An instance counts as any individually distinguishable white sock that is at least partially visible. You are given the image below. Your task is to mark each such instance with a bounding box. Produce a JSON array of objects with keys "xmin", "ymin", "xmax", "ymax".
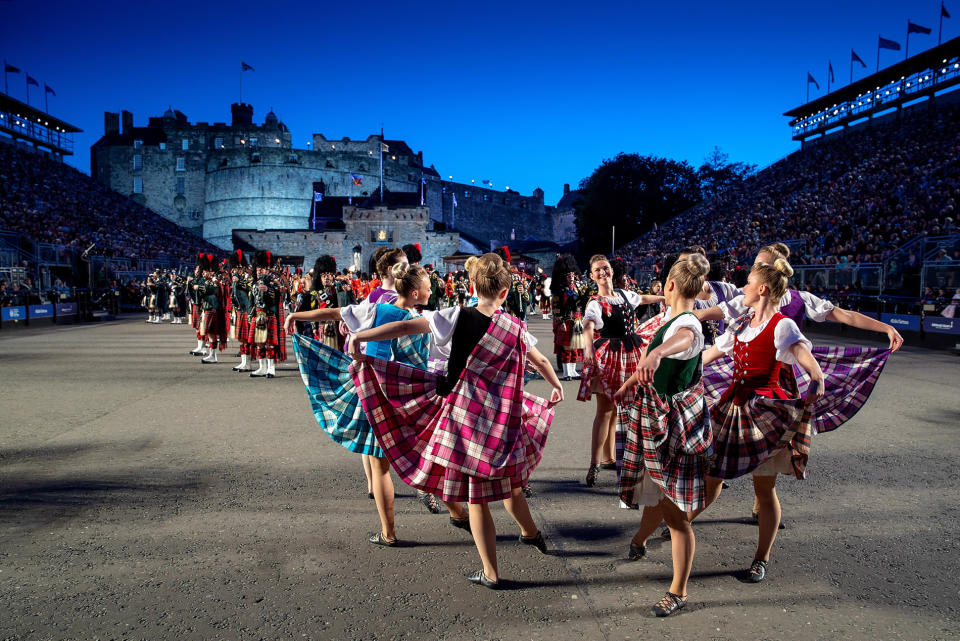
[
  {"xmin": 202, "ymin": 347, "xmax": 217, "ymax": 362},
  {"xmin": 195, "ymin": 339, "xmax": 204, "ymax": 352},
  {"xmin": 565, "ymin": 363, "xmax": 577, "ymax": 377},
  {"xmin": 267, "ymin": 359, "xmax": 275, "ymax": 376},
  {"xmin": 252, "ymin": 358, "xmax": 267, "ymax": 375},
  {"xmin": 237, "ymin": 354, "xmax": 248, "ymax": 369}
]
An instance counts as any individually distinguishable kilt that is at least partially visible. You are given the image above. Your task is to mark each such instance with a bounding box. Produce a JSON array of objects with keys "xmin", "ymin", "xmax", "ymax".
[
  {"xmin": 233, "ymin": 310, "xmax": 251, "ymax": 343},
  {"xmin": 200, "ymin": 309, "xmax": 219, "ymax": 338},
  {"xmin": 351, "ymin": 312, "xmax": 553, "ymax": 504},
  {"xmin": 247, "ymin": 309, "xmax": 287, "ymax": 361},
  {"xmin": 292, "ymin": 335, "xmax": 384, "ymax": 457},
  {"xmin": 618, "ymin": 381, "xmax": 713, "ymax": 513},
  {"xmin": 552, "ymin": 319, "xmax": 584, "ymax": 362},
  {"xmin": 577, "ymin": 337, "xmax": 642, "ymax": 402},
  {"xmin": 190, "ymin": 303, "xmax": 201, "ymax": 329},
  {"xmin": 704, "ymin": 346, "xmax": 889, "ymax": 435},
  {"xmin": 707, "ymin": 394, "xmax": 808, "ymax": 480},
  {"xmin": 148, "ymin": 294, "xmax": 158, "ymax": 311}
]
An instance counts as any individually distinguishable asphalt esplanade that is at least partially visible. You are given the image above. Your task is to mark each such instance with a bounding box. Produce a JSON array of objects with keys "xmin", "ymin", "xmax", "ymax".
[{"xmin": 1, "ymin": 317, "xmax": 957, "ymax": 640}]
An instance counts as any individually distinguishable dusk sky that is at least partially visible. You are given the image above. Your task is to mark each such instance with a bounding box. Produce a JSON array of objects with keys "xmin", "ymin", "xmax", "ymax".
[{"xmin": 1, "ymin": 0, "xmax": 954, "ymax": 206}]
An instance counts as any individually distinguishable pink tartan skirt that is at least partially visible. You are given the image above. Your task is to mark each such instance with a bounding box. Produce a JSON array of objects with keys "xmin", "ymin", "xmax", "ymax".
[{"xmin": 350, "ymin": 359, "xmax": 553, "ymax": 504}]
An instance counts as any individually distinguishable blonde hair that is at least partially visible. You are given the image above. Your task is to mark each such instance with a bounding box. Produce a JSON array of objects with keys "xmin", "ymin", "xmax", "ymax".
[
  {"xmin": 666, "ymin": 253, "xmax": 710, "ymax": 298},
  {"xmin": 751, "ymin": 258, "xmax": 794, "ymax": 300},
  {"xmin": 377, "ymin": 248, "xmax": 406, "ymax": 279},
  {"xmin": 464, "ymin": 255, "xmax": 480, "ymax": 280},
  {"xmin": 759, "ymin": 242, "xmax": 790, "ymax": 262},
  {"xmin": 474, "ymin": 253, "xmax": 512, "ymax": 299},
  {"xmin": 589, "ymin": 254, "xmax": 609, "ymax": 268},
  {"xmin": 391, "ymin": 263, "xmax": 427, "ymax": 298}
]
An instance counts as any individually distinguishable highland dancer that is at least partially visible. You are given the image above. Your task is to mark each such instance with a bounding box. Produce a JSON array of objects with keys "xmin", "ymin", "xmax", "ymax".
[
  {"xmin": 578, "ymin": 254, "xmax": 664, "ymax": 487},
  {"xmin": 614, "ymin": 253, "xmax": 712, "ymax": 617},
  {"xmin": 346, "ymin": 253, "xmax": 563, "ymax": 588},
  {"xmin": 288, "ymin": 263, "xmax": 469, "ymax": 543}
]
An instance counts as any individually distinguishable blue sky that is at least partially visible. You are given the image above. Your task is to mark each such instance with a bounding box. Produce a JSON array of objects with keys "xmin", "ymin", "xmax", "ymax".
[{"xmin": 1, "ymin": 0, "xmax": 953, "ymax": 205}]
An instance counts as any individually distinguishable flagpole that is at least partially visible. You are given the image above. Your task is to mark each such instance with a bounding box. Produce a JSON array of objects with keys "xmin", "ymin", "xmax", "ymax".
[
  {"xmin": 941, "ymin": 3, "xmax": 946, "ymax": 45},
  {"xmin": 25, "ymin": 73, "xmax": 29, "ymax": 105},
  {"xmin": 827, "ymin": 62, "xmax": 831, "ymax": 94},
  {"xmin": 906, "ymin": 21, "xmax": 910, "ymax": 60},
  {"xmin": 44, "ymin": 86, "xmax": 47, "ymax": 113},
  {"xmin": 850, "ymin": 52, "xmax": 853, "ymax": 85},
  {"xmin": 378, "ymin": 129, "xmax": 384, "ymax": 204},
  {"xmin": 876, "ymin": 39, "xmax": 880, "ymax": 73},
  {"xmin": 3, "ymin": 59, "xmax": 7, "ymax": 95}
]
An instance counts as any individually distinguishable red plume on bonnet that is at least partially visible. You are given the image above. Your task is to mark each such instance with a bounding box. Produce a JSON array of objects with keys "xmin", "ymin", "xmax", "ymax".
[
  {"xmin": 502, "ymin": 246, "xmax": 511, "ymax": 263},
  {"xmin": 414, "ymin": 243, "xmax": 421, "ymax": 253},
  {"xmin": 266, "ymin": 251, "xmax": 272, "ymax": 266}
]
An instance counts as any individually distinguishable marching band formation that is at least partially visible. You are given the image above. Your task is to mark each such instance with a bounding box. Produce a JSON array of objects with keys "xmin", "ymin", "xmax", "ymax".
[{"xmin": 144, "ymin": 241, "xmax": 903, "ymax": 617}]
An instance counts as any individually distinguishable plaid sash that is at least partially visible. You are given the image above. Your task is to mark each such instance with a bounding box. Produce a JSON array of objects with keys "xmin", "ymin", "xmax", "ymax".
[{"xmin": 619, "ymin": 380, "xmax": 712, "ymax": 512}]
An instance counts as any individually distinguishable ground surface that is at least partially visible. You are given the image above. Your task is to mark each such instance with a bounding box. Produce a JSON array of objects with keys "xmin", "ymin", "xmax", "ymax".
[{"xmin": 0, "ymin": 315, "xmax": 958, "ymax": 641}]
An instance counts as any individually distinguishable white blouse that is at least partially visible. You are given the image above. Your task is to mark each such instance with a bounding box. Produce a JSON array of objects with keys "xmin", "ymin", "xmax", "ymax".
[
  {"xmin": 339, "ymin": 300, "xmax": 377, "ymax": 333},
  {"xmin": 714, "ymin": 316, "xmax": 812, "ymax": 364},
  {"xmin": 583, "ymin": 290, "xmax": 646, "ymax": 331},
  {"xmin": 719, "ymin": 290, "xmax": 834, "ymax": 324},
  {"xmin": 427, "ymin": 306, "xmax": 537, "ymax": 350},
  {"xmin": 658, "ymin": 313, "xmax": 705, "ymax": 361}
]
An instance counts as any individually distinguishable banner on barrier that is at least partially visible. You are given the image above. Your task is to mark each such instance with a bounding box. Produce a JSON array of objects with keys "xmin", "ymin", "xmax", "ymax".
[
  {"xmin": 923, "ymin": 316, "xmax": 960, "ymax": 334},
  {"xmin": 1, "ymin": 306, "xmax": 26, "ymax": 321},
  {"xmin": 29, "ymin": 304, "xmax": 54, "ymax": 318},
  {"xmin": 56, "ymin": 302, "xmax": 78, "ymax": 316},
  {"xmin": 880, "ymin": 313, "xmax": 921, "ymax": 332}
]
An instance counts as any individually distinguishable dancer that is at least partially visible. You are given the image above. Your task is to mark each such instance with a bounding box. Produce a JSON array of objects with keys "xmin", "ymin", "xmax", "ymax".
[
  {"xmin": 347, "ymin": 253, "xmax": 563, "ymax": 588},
  {"xmin": 694, "ymin": 257, "xmax": 824, "ymax": 583},
  {"xmin": 288, "ymin": 263, "xmax": 468, "ymax": 544},
  {"xmin": 579, "ymin": 254, "xmax": 664, "ymax": 486},
  {"xmin": 614, "ymin": 252, "xmax": 712, "ymax": 617}
]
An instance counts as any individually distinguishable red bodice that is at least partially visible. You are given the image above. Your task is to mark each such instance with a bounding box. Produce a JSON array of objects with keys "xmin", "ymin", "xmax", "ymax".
[{"xmin": 720, "ymin": 312, "xmax": 791, "ymax": 406}]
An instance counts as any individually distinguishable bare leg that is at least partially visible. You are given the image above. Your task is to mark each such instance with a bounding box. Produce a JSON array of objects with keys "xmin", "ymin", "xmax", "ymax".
[
  {"xmin": 370, "ymin": 456, "xmax": 396, "ymax": 541},
  {"xmin": 601, "ymin": 404, "xmax": 617, "ymax": 464},
  {"xmin": 469, "ymin": 502, "xmax": 498, "ymax": 581},
  {"xmin": 444, "ymin": 500, "xmax": 468, "ymax": 521},
  {"xmin": 660, "ymin": 499, "xmax": 695, "ymax": 597},
  {"xmin": 503, "ymin": 486, "xmax": 538, "ymax": 537},
  {"xmin": 590, "ymin": 395, "xmax": 617, "ymax": 466},
  {"xmin": 690, "ymin": 476, "xmax": 725, "ymax": 521},
  {"xmin": 361, "ymin": 455, "xmax": 374, "ymax": 494},
  {"xmin": 753, "ymin": 475, "xmax": 781, "ymax": 562},
  {"xmin": 631, "ymin": 503, "xmax": 664, "ymax": 547}
]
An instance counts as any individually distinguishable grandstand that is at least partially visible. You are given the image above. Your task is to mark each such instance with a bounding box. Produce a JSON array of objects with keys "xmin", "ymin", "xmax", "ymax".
[
  {"xmin": 0, "ymin": 93, "xmax": 219, "ymax": 291},
  {"xmin": 618, "ymin": 35, "xmax": 960, "ymax": 326}
]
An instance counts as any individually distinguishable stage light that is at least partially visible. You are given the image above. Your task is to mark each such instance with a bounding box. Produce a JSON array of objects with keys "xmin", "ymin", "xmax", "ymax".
[{"xmin": 955, "ymin": 64, "xmax": 960, "ymax": 68}]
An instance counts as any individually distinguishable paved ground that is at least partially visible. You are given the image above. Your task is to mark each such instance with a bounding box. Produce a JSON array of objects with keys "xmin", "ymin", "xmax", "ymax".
[{"xmin": 0, "ymin": 315, "xmax": 958, "ymax": 641}]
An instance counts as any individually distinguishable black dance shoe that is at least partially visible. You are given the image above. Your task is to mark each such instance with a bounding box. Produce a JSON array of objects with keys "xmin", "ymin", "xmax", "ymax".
[
  {"xmin": 466, "ymin": 570, "xmax": 500, "ymax": 589},
  {"xmin": 519, "ymin": 530, "xmax": 547, "ymax": 554},
  {"xmin": 449, "ymin": 517, "xmax": 471, "ymax": 533},
  {"xmin": 747, "ymin": 559, "xmax": 767, "ymax": 583},
  {"xmin": 368, "ymin": 532, "xmax": 398, "ymax": 547},
  {"xmin": 585, "ymin": 464, "xmax": 600, "ymax": 487},
  {"xmin": 651, "ymin": 592, "xmax": 687, "ymax": 617},
  {"xmin": 628, "ymin": 542, "xmax": 646, "ymax": 561}
]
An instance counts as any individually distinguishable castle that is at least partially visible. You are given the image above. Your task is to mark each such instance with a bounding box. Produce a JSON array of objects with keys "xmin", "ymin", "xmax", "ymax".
[{"xmin": 91, "ymin": 103, "xmax": 576, "ymax": 271}]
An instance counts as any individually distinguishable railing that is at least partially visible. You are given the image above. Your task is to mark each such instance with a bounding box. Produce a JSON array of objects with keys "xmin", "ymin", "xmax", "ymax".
[{"xmin": 792, "ymin": 263, "xmax": 884, "ymax": 293}]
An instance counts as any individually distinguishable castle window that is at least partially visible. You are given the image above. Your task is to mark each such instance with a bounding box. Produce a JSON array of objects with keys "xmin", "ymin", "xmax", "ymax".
[
  {"xmin": 249, "ymin": 137, "xmax": 258, "ymax": 147},
  {"xmin": 176, "ymin": 157, "xmax": 185, "ymax": 172},
  {"xmin": 442, "ymin": 187, "xmax": 446, "ymax": 194},
  {"xmin": 483, "ymin": 194, "xmax": 488, "ymax": 201},
  {"xmin": 288, "ymin": 154, "xmax": 298, "ymax": 163},
  {"xmin": 181, "ymin": 139, "xmax": 189, "ymax": 151},
  {"xmin": 132, "ymin": 154, "xmax": 142, "ymax": 170},
  {"xmin": 158, "ymin": 142, "xmax": 166, "ymax": 151},
  {"xmin": 133, "ymin": 177, "xmax": 143, "ymax": 193},
  {"xmin": 326, "ymin": 160, "xmax": 334, "ymax": 168},
  {"xmin": 215, "ymin": 137, "xmax": 224, "ymax": 149},
  {"xmin": 176, "ymin": 177, "xmax": 185, "ymax": 195},
  {"xmin": 464, "ymin": 190, "xmax": 470, "ymax": 197},
  {"xmin": 251, "ymin": 152, "xmax": 261, "ymax": 163},
  {"xmin": 133, "ymin": 139, "xmax": 142, "ymax": 149}
]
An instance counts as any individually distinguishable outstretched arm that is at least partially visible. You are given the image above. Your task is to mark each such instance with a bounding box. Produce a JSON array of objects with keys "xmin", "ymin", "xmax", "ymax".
[
  {"xmin": 700, "ymin": 344, "xmax": 724, "ymax": 367},
  {"xmin": 526, "ymin": 346, "xmax": 564, "ymax": 406},
  {"xmin": 353, "ymin": 317, "xmax": 430, "ymax": 345},
  {"xmin": 284, "ymin": 307, "xmax": 343, "ymax": 333},
  {"xmin": 636, "ymin": 294, "xmax": 665, "ymax": 306},
  {"xmin": 692, "ymin": 305, "xmax": 724, "ymax": 322},
  {"xmin": 826, "ymin": 307, "xmax": 903, "ymax": 352},
  {"xmin": 635, "ymin": 328, "xmax": 696, "ymax": 385}
]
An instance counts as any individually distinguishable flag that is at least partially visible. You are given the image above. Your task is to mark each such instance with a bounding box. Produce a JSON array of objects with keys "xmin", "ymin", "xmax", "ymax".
[
  {"xmin": 481, "ymin": 179, "xmax": 491, "ymax": 185},
  {"xmin": 44, "ymin": 83, "xmax": 55, "ymax": 96},
  {"xmin": 828, "ymin": 61, "xmax": 834, "ymax": 83},
  {"xmin": 452, "ymin": 194, "xmax": 458, "ymax": 208},
  {"xmin": 351, "ymin": 174, "xmax": 362, "ymax": 186},
  {"xmin": 878, "ymin": 36, "xmax": 901, "ymax": 50},
  {"xmin": 26, "ymin": 75, "xmax": 39, "ymax": 87},
  {"xmin": 241, "ymin": 61, "xmax": 254, "ymax": 71},
  {"xmin": 380, "ymin": 142, "xmax": 389, "ymax": 152},
  {"xmin": 4, "ymin": 63, "xmax": 19, "ymax": 73},
  {"xmin": 851, "ymin": 49, "xmax": 867, "ymax": 67},
  {"xmin": 313, "ymin": 191, "xmax": 323, "ymax": 202},
  {"xmin": 943, "ymin": 3, "xmax": 951, "ymax": 19},
  {"xmin": 807, "ymin": 72, "xmax": 820, "ymax": 89},
  {"xmin": 908, "ymin": 21, "xmax": 931, "ymax": 34}
]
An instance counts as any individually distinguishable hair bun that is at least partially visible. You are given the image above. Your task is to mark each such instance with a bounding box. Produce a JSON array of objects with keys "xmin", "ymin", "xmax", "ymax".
[
  {"xmin": 391, "ymin": 262, "xmax": 411, "ymax": 280},
  {"xmin": 773, "ymin": 257, "xmax": 794, "ymax": 278},
  {"xmin": 687, "ymin": 253, "xmax": 710, "ymax": 277}
]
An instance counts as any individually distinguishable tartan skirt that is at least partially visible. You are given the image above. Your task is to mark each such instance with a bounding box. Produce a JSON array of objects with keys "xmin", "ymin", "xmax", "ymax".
[
  {"xmin": 292, "ymin": 335, "xmax": 384, "ymax": 458},
  {"xmin": 618, "ymin": 380, "xmax": 713, "ymax": 513},
  {"xmin": 703, "ymin": 346, "xmax": 890, "ymax": 435},
  {"xmin": 707, "ymin": 394, "xmax": 808, "ymax": 480},
  {"xmin": 350, "ymin": 357, "xmax": 553, "ymax": 504},
  {"xmin": 200, "ymin": 309, "xmax": 220, "ymax": 338},
  {"xmin": 553, "ymin": 319, "xmax": 584, "ymax": 362},
  {"xmin": 190, "ymin": 303, "xmax": 201, "ymax": 329},
  {"xmin": 232, "ymin": 311, "xmax": 251, "ymax": 342},
  {"xmin": 246, "ymin": 310, "xmax": 287, "ymax": 361},
  {"xmin": 577, "ymin": 337, "xmax": 642, "ymax": 402}
]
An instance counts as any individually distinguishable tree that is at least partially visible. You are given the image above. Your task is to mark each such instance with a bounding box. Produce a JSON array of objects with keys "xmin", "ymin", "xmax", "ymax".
[
  {"xmin": 574, "ymin": 153, "xmax": 702, "ymax": 256},
  {"xmin": 697, "ymin": 146, "xmax": 756, "ymax": 201}
]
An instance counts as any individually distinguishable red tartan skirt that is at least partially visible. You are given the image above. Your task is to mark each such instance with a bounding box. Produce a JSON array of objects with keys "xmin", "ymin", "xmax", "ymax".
[
  {"xmin": 190, "ymin": 303, "xmax": 201, "ymax": 329},
  {"xmin": 233, "ymin": 311, "xmax": 251, "ymax": 342},
  {"xmin": 553, "ymin": 319, "xmax": 584, "ymax": 362},
  {"xmin": 200, "ymin": 310, "xmax": 220, "ymax": 338},
  {"xmin": 245, "ymin": 309, "xmax": 286, "ymax": 361},
  {"xmin": 577, "ymin": 337, "xmax": 642, "ymax": 402}
]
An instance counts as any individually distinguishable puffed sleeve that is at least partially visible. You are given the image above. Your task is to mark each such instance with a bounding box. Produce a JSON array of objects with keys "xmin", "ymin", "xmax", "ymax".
[
  {"xmin": 624, "ymin": 290, "xmax": 645, "ymax": 308},
  {"xmin": 774, "ymin": 318, "xmax": 812, "ymax": 364},
  {"xmin": 339, "ymin": 300, "xmax": 379, "ymax": 332},
  {"xmin": 797, "ymin": 290, "xmax": 835, "ymax": 323},
  {"xmin": 661, "ymin": 314, "xmax": 705, "ymax": 360},
  {"xmin": 428, "ymin": 306, "xmax": 461, "ymax": 346},
  {"xmin": 522, "ymin": 327, "xmax": 538, "ymax": 349},
  {"xmin": 719, "ymin": 294, "xmax": 749, "ymax": 323},
  {"xmin": 714, "ymin": 328, "xmax": 736, "ymax": 354},
  {"xmin": 713, "ymin": 281, "xmax": 742, "ymax": 303},
  {"xmin": 583, "ymin": 299, "xmax": 604, "ymax": 330}
]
